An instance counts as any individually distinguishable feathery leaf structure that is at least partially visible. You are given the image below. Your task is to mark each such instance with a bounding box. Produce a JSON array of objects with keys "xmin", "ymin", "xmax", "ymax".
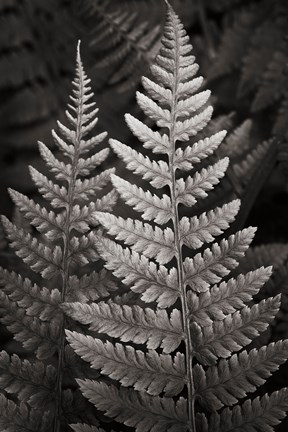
[
  {"xmin": 209, "ymin": 388, "xmax": 288, "ymax": 432},
  {"xmin": 205, "ymin": 119, "xmax": 278, "ymax": 231},
  {"xmin": 0, "ymin": 393, "xmax": 53, "ymax": 432},
  {"xmin": 209, "ymin": 0, "xmax": 288, "ymax": 134},
  {"xmin": 85, "ymin": 0, "xmax": 161, "ymax": 91},
  {"xmin": 64, "ymin": 4, "xmax": 288, "ymax": 432},
  {"xmin": 0, "ymin": 42, "xmax": 116, "ymax": 431}
]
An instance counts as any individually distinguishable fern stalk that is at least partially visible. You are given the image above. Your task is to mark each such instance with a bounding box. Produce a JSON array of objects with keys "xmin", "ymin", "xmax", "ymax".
[
  {"xmin": 53, "ymin": 42, "xmax": 85, "ymax": 432},
  {"xmin": 168, "ymin": 12, "xmax": 196, "ymax": 430}
]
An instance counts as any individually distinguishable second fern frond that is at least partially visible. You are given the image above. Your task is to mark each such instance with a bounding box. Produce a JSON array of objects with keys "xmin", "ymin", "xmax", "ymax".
[{"xmin": 0, "ymin": 42, "xmax": 117, "ymax": 432}]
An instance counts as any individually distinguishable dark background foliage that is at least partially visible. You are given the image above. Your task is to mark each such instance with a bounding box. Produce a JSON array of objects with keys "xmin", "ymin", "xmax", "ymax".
[{"xmin": 1, "ymin": 0, "xmax": 288, "ymax": 430}]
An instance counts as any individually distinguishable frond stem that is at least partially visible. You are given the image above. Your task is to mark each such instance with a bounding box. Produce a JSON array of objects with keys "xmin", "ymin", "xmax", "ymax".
[
  {"xmin": 53, "ymin": 60, "xmax": 84, "ymax": 432},
  {"xmin": 168, "ymin": 16, "xmax": 196, "ymax": 432}
]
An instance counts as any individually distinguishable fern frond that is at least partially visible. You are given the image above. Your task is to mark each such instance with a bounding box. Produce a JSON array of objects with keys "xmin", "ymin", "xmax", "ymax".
[
  {"xmin": 0, "ymin": 269, "xmax": 61, "ymax": 321},
  {"xmin": 93, "ymin": 190, "xmax": 118, "ymax": 212},
  {"xmin": 77, "ymin": 380, "xmax": 188, "ymax": 432},
  {"xmin": 252, "ymin": 50, "xmax": 287, "ymax": 112},
  {"xmin": 29, "ymin": 166, "xmax": 69, "ymax": 209},
  {"xmin": 0, "ymin": 394, "xmax": 52, "ymax": 432},
  {"xmin": 95, "ymin": 213, "xmax": 175, "ymax": 264},
  {"xmin": 208, "ymin": 4, "xmax": 263, "ymax": 80},
  {"xmin": 209, "ymin": 388, "xmax": 288, "ymax": 432},
  {"xmin": 0, "ymin": 292, "xmax": 60, "ymax": 360},
  {"xmin": 66, "ymin": 331, "xmax": 186, "ymax": 397},
  {"xmin": 111, "ymin": 174, "xmax": 173, "ymax": 224},
  {"xmin": 237, "ymin": 243, "xmax": 288, "ymax": 274},
  {"xmin": 0, "ymin": 42, "xmax": 115, "ymax": 430},
  {"xmin": 110, "ymin": 140, "xmax": 170, "ymax": 188},
  {"xmin": 67, "ymin": 269, "xmax": 117, "ymax": 302},
  {"xmin": 175, "ymin": 158, "xmax": 229, "ymax": 206},
  {"xmin": 65, "ymin": 4, "xmax": 288, "ymax": 431},
  {"xmin": 239, "ymin": 18, "xmax": 285, "ymax": 97},
  {"xmin": 188, "ymin": 266, "xmax": 272, "ymax": 326},
  {"xmin": 232, "ymin": 140, "xmax": 272, "ymax": 186},
  {"xmin": 0, "ymin": 351, "xmax": 56, "ymax": 407},
  {"xmin": 125, "ymin": 114, "xmax": 170, "ymax": 154},
  {"xmin": 95, "ymin": 236, "xmax": 179, "ymax": 308},
  {"xmin": 180, "ymin": 200, "xmax": 240, "ymax": 249},
  {"xmin": 73, "ymin": 169, "xmax": 114, "ymax": 200},
  {"xmin": 8, "ymin": 189, "xmax": 64, "ymax": 239},
  {"xmin": 183, "ymin": 228, "xmax": 256, "ymax": 293},
  {"xmin": 63, "ymin": 301, "xmax": 183, "ymax": 354},
  {"xmin": 194, "ymin": 340, "xmax": 288, "ymax": 410},
  {"xmin": 86, "ymin": 0, "xmax": 161, "ymax": 91},
  {"xmin": 68, "ymin": 231, "xmax": 99, "ymax": 265},
  {"xmin": 208, "ymin": 1, "xmax": 288, "ymax": 134},
  {"xmin": 1, "ymin": 216, "xmax": 62, "ymax": 279},
  {"xmin": 173, "ymin": 131, "xmax": 227, "ymax": 171},
  {"xmin": 192, "ymin": 295, "xmax": 281, "ymax": 366},
  {"xmin": 219, "ymin": 119, "xmax": 252, "ymax": 158}
]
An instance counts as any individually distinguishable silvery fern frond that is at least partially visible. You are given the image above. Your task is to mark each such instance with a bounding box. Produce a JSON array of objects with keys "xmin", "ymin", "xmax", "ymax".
[
  {"xmin": 64, "ymin": 4, "xmax": 288, "ymax": 432},
  {"xmin": 0, "ymin": 42, "xmax": 116, "ymax": 431}
]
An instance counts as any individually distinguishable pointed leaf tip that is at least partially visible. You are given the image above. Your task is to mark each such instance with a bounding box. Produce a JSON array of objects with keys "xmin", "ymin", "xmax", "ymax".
[{"xmin": 77, "ymin": 40, "xmax": 81, "ymax": 62}]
